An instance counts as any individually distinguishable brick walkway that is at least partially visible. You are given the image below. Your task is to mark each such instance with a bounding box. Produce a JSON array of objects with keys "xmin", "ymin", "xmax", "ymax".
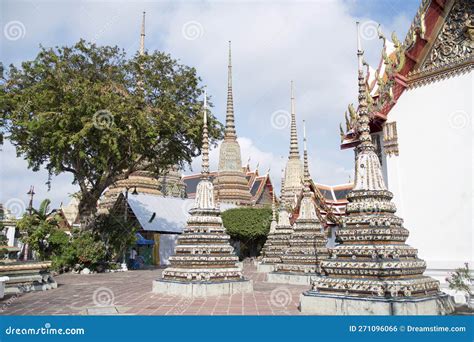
[{"xmin": 0, "ymin": 262, "xmax": 309, "ymax": 315}]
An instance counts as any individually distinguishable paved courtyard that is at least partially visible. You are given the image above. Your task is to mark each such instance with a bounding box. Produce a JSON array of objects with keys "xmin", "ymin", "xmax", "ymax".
[{"xmin": 0, "ymin": 261, "xmax": 308, "ymax": 315}]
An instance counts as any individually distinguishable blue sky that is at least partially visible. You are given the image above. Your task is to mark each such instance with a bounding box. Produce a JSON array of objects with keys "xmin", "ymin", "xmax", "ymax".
[{"xmin": 0, "ymin": 0, "xmax": 420, "ymax": 216}]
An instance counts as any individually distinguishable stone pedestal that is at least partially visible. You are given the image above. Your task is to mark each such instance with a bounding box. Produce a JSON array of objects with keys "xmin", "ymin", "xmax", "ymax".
[
  {"xmin": 266, "ymin": 271, "xmax": 316, "ymax": 286},
  {"xmin": 153, "ymin": 279, "xmax": 253, "ymax": 297},
  {"xmin": 0, "ymin": 262, "xmax": 57, "ymax": 295},
  {"xmin": 0, "ymin": 276, "xmax": 9, "ymax": 299},
  {"xmin": 299, "ymin": 291, "xmax": 455, "ymax": 315},
  {"xmin": 256, "ymin": 262, "xmax": 275, "ymax": 273}
]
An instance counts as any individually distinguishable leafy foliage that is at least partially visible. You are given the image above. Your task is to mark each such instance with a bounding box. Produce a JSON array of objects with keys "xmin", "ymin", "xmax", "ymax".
[
  {"xmin": 93, "ymin": 213, "xmax": 137, "ymax": 262},
  {"xmin": 221, "ymin": 207, "xmax": 272, "ymax": 241},
  {"xmin": 16, "ymin": 197, "xmax": 135, "ymax": 271},
  {"xmin": 0, "ymin": 221, "xmax": 7, "ymax": 246},
  {"xmin": 446, "ymin": 263, "xmax": 473, "ymax": 296},
  {"xmin": 1, "ymin": 40, "xmax": 223, "ymax": 219},
  {"xmin": 16, "ymin": 199, "xmax": 66, "ymax": 260},
  {"xmin": 70, "ymin": 231, "xmax": 107, "ymax": 268}
]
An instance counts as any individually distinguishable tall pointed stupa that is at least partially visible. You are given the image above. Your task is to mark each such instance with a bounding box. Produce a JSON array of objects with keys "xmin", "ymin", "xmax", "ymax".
[
  {"xmin": 257, "ymin": 189, "xmax": 294, "ymax": 273},
  {"xmin": 281, "ymin": 81, "xmax": 304, "ymax": 208},
  {"xmin": 214, "ymin": 41, "xmax": 252, "ymax": 205},
  {"xmin": 300, "ymin": 23, "xmax": 454, "ymax": 315},
  {"xmin": 267, "ymin": 120, "xmax": 329, "ymax": 285},
  {"xmin": 98, "ymin": 12, "xmax": 186, "ymax": 213},
  {"xmin": 153, "ymin": 91, "xmax": 253, "ymax": 297}
]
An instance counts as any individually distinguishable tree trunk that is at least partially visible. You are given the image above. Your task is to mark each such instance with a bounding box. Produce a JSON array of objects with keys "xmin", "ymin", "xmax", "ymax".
[{"xmin": 78, "ymin": 193, "xmax": 99, "ymax": 230}]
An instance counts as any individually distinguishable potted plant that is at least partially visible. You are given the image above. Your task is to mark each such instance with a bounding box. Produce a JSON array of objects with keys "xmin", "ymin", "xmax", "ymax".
[{"xmin": 446, "ymin": 263, "xmax": 473, "ymax": 309}]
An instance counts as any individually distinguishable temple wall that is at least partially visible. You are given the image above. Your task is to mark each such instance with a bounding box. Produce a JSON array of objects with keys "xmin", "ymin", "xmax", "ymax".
[{"xmin": 383, "ymin": 71, "xmax": 473, "ymax": 281}]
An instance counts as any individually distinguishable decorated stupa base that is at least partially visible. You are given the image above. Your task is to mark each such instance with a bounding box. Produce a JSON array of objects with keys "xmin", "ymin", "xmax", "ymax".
[
  {"xmin": 299, "ymin": 291, "xmax": 454, "ymax": 315},
  {"xmin": 267, "ymin": 191, "xmax": 329, "ymax": 285},
  {"xmin": 258, "ymin": 228, "xmax": 293, "ymax": 273},
  {"xmin": 214, "ymin": 171, "xmax": 252, "ymax": 205},
  {"xmin": 152, "ymin": 202, "xmax": 253, "ymax": 297},
  {"xmin": 299, "ymin": 189, "xmax": 454, "ymax": 314},
  {"xmin": 258, "ymin": 199, "xmax": 293, "ymax": 273}
]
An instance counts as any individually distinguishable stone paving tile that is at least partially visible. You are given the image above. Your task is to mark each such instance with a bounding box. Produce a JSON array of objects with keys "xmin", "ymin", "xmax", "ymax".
[{"xmin": 0, "ymin": 261, "xmax": 308, "ymax": 316}]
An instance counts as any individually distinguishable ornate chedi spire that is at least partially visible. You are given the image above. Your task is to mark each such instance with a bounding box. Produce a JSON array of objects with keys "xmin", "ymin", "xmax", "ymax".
[
  {"xmin": 300, "ymin": 23, "xmax": 453, "ymax": 315},
  {"xmin": 216, "ymin": 41, "xmax": 252, "ymax": 205},
  {"xmin": 281, "ymin": 81, "xmax": 304, "ymax": 208},
  {"xmin": 153, "ymin": 92, "xmax": 252, "ymax": 297},
  {"xmin": 224, "ymin": 41, "xmax": 236, "ymax": 140},
  {"xmin": 268, "ymin": 120, "xmax": 329, "ymax": 284},
  {"xmin": 289, "ymin": 81, "xmax": 300, "ymax": 159}
]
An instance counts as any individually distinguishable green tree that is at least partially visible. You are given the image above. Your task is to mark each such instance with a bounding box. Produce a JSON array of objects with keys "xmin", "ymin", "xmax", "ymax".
[
  {"xmin": 1, "ymin": 40, "xmax": 223, "ymax": 222},
  {"xmin": 93, "ymin": 213, "xmax": 137, "ymax": 262},
  {"xmin": 221, "ymin": 207, "xmax": 272, "ymax": 258},
  {"xmin": 16, "ymin": 199, "xmax": 67, "ymax": 260}
]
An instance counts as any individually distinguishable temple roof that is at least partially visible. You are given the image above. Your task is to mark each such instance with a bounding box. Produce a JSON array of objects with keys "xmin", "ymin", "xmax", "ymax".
[
  {"xmin": 182, "ymin": 168, "xmax": 273, "ymax": 205},
  {"xmin": 125, "ymin": 193, "xmax": 236, "ymax": 234},
  {"xmin": 340, "ymin": 0, "xmax": 473, "ymax": 149}
]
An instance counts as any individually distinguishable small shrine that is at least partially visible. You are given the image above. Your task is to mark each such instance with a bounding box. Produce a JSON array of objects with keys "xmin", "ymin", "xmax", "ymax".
[{"xmin": 152, "ymin": 92, "xmax": 253, "ymax": 297}]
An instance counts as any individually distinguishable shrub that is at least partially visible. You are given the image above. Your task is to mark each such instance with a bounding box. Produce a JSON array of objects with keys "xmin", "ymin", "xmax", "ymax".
[
  {"xmin": 221, "ymin": 207, "xmax": 272, "ymax": 258},
  {"xmin": 72, "ymin": 231, "xmax": 107, "ymax": 270},
  {"xmin": 446, "ymin": 263, "xmax": 472, "ymax": 297}
]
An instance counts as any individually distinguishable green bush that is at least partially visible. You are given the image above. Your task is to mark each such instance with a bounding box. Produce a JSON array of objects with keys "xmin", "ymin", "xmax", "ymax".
[
  {"xmin": 17, "ymin": 198, "xmax": 137, "ymax": 271},
  {"xmin": 72, "ymin": 231, "xmax": 107, "ymax": 269},
  {"xmin": 93, "ymin": 213, "xmax": 137, "ymax": 262},
  {"xmin": 221, "ymin": 207, "xmax": 272, "ymax": 241},
  {"xmin": 221, "ymin": 207, "xmax": 272, "ymax": 258}
]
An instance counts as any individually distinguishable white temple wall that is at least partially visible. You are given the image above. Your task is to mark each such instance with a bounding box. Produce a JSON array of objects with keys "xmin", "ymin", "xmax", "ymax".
[
  {"xmin": 159, "ymin": 234, "xmax": 179, "ymax": 266},
  {"xmin": 6, "ymin": 226, "xmax": 16, "ymax": 247},
  {"xmin": 384, "ymin": 71, "xmax": 473, "ymax": 282}
]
